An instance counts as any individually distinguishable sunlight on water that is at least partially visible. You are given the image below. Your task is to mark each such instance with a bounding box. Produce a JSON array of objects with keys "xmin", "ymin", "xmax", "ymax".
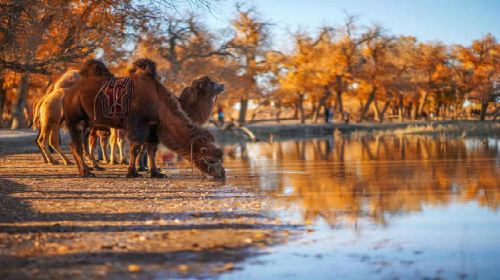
[{"xmin": 218, "ymin": 135, "xmax": 500, "ymax": 279}]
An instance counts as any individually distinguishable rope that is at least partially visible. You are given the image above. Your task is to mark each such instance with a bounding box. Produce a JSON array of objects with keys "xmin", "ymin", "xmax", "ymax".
[{"xmin": 190, "ymin": 141, "xmax": 194, "ymax": 174}]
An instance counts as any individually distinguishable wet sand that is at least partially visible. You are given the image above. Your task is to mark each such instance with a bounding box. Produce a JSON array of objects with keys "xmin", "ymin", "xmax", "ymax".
[{"xmin": 0, "ymin": 146, "xmax": 296, "ymax": 279}]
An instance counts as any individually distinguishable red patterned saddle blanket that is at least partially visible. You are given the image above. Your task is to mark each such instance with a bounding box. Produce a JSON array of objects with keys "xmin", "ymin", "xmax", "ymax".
[{"xmin": 94, "ymin": 77, "xmax": 134, "ymax": 119}]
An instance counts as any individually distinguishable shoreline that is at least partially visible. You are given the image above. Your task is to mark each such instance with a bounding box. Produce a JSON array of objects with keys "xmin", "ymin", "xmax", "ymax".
[{"xmin": 1, "ymin": 120, "xmax": 499, "ymax": 155}]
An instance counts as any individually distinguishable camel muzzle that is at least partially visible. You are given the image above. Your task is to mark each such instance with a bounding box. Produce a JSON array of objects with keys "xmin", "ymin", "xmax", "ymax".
[{"xmin": 214, "ymin": 83, "xmax": 224, "ymax": 94}]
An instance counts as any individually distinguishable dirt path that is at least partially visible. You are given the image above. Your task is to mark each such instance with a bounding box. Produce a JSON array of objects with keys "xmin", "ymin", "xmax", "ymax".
[{"xmin": 0, "ymin": 145, "xmax": 295, "ymax": 279}]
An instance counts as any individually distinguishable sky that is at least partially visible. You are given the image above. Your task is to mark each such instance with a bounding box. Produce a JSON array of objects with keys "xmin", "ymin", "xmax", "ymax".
[{"xmin": 201, "ymin": 0, "xmax": 499, "ymax": 49}]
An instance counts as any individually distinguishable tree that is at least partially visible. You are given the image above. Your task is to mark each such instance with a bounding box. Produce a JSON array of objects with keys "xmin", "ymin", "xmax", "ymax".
[
  {"xmin": 0, "ymin": 0, "xmax": 216, "ymax": 128},
  {"xmin": 356, "ymin": 30, "xmax": 393, "ymax": 122},
  {"xmin": 317, "ymin": 15, "xmax": 380, "ymax": 120},
  {"xmin": 228, "ymin": 5, "xmax": 270, "ymax": 123},
  {"xmin": 454, "ymin": 34, "xmax": 499, "ymax": 120}
]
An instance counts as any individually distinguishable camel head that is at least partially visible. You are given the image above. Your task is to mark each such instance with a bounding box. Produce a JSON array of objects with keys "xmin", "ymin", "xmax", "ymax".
[
  {"xmin": 187, "ymin": 76, "xmax": 225, "ymax": 102},
  {"xmin": 191, "ymin": 132, "xmax": 225, "ymax": 179}
]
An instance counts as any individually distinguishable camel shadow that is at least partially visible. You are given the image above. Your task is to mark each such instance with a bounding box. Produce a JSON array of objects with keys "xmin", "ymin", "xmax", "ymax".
[{"xmin": 0, "ymin": 178, "xmax": 293, "ymax": 279}]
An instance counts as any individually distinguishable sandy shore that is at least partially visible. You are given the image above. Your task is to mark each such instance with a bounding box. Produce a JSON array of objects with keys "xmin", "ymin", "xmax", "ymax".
[{"xmin": 0, "ymin": 142, "xmax": 295, "ymax": 279}]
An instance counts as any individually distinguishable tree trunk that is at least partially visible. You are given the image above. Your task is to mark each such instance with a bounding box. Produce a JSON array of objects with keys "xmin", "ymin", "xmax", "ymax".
[
  {"xmin": 373, "ymin": 101, "xmax": 381, "ymax": 122},
  {"xmin": 297, "ymin": 94, "xmax": 305, "ymax": 124},
  {"xmin": 410, "ymin": 102, "xmax": 417, "ymax": 120},
  {"xmin": 315, "ymin": 86, "xmax": 331, "ymax": 123},
  {"xmin": 358, "ymin": 89, "xmax": 376, "ymax": 122},
  {"xmin": 0, "ymin": 70, "xmax": 6, "ymax": 125},
  {"xmin": 334, "ymin": 75, "xmax": 344, "ymax": 119},
  {"xmin": 10, "ymin": 73, "xmax": 29, "ymax": 130},
  {"xmin": 376, "ymin": 101, "xmax": 390, "ymax": 123},
  {"xmin": 480, "ymin": 101, "xmax": 489, "ymax": 121},
  {"xmin": 335, "ymin": 89, "xmax": 343, "ymax": 120},
  {"xmin": 239, "ymin": 98, "xmax": 248, "ymax": 124},
  {"xmin": 311, "ymin": 101, "xmax": 317, "ymax": 123},
  {"xmin": 417, "ymin": 91, "xmax": 429, "ymax": 118},
  {"xmin": 275, "ymin": 102, "xmax": 282, "ymax": 123},
  {"xmin": 435, "ymin": 102, "xmax": 441, "ymax": 118},
  {"xmin": 398, "ymin": 95, "xmax": 404, "ymax": 122},
  {"xmin": 293, "ymin": 104, "xmax": 298, "ymax": 119}
]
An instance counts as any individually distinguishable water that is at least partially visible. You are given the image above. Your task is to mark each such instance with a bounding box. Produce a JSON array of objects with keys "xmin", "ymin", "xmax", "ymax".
[{"xmin": 218, "ymin": 135, "xmax": 500, "ymax": 279}]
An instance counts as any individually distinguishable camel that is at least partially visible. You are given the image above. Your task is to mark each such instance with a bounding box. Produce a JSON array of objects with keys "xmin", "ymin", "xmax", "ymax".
[
  {"xmin": 32, "ymin": 70, "xmax": 80, "ymax": 165},
  {"xmin": 63, "ymin": 58, "xmax": 225, "ymax": 178},
  {"xmin": 136, "ymin": 75, "xmax": 225, "ymax": 170},
  {"xmin": 178, "ymin": 75, "xmax": 225, "ymax": 125}
]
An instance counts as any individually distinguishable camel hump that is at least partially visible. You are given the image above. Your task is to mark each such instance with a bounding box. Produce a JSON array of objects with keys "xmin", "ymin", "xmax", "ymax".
[
  {"xmin": 80, "ymin": 59, "xmax": 113, "ymax": 77},
  {"xmin": 53, "ymin": 70, "xmax": 80, "ymax": 89},
  {"xmin": 128, "ymin": 58, "xmax": 158, "ymax": 79}
]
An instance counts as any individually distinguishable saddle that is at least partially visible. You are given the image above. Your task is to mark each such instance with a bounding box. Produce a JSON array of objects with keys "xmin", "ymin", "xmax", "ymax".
[{"xmin": 94, "ymin": 77, "xmax": 134, "ymax": 119}]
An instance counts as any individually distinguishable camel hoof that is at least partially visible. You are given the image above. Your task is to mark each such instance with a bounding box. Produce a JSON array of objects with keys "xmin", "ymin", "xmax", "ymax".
[
  {"xmin": 81, "ymin": 171, "xmax": 96, "ymax": 178},
  {"xmin": 151, "ymin": 171, "xmax": 167, "ymax": 178},
  {"xmin": 137, "ymin": 167, "xmax": 147, "ymax": 172},
  {"xmin": 126, "ymin": 172, "xmax": 142, "ymax": 178},
  {"xmin": 94, "ymin": 166, "xmax": 105, "ymax": 171}
]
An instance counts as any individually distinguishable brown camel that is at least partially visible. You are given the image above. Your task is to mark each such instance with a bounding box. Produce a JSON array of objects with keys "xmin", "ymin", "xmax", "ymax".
[
  {"xmin": 32, "ymin": 70, "xmax": 80, "ymax": 165},
  {"xmin": 178, "ymin": 75, "xmax": 225, "ymax": 125},
  {"xmin": 136, "ymin": 75, "xmax": 225, "ymax": 170},
  {"xmin": 63, "ymin": 58, "xmax": 225, "ymax": 178}
]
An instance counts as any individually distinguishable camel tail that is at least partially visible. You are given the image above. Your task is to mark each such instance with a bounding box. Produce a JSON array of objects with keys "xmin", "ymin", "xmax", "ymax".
[{"xmin": 31, "ymin": 99, "xmax": 42, "ymax": 130}]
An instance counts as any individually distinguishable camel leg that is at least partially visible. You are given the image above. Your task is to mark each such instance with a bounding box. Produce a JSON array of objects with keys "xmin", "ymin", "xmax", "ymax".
[
  {"xmin": 136, "ymin": 145, "xmax": 147, "ymax": 171},
  {"xmin": 69, "ymin": 123, "xmax": 94, "ymax": 177},
  {"xmin": 85, "ymin": 131, "xmax": 104, "ymax": 171},
  {"xmin": 49, "ymin": 127, "xmax": 72, "ymax": 165},
  {"xmin": 118, "ymin": 134, "xmax": 128, "ymax": 165},
  {"xmin": 88, "ymin": 133, "xmax": 97, "ymax": 163},
  {"xmin": 35, "ymin": 129, "xmax": 49, "ymax": 163},
  {"xmin": 100, "ymin": 135, "xmax": 109, "ymax": 164},
  {"xmin": 127, "ymin": 143, "xmax": 142, "ymax": 178},
  {"xmin": 109, "ymin": 129, "xmax": 118, "ymax": 164},
  {"xmin": 38, "ymin": 125, "xmax": 58, "ymax": 165},
  {"xmin": 147, "ymin": 142, "xmax": 166, "ymax": 178}
]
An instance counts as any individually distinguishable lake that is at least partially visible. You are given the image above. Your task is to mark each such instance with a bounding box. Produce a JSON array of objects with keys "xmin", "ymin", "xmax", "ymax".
[{"xmin": 214, "ymin": 135, "xmax": 500, "ymax": 279}]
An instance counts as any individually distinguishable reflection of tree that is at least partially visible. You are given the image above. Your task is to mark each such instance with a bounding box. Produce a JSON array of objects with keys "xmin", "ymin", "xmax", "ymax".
[{"xmin": 225, "ymin": 136, "xmax": 500, "ymax": 227}]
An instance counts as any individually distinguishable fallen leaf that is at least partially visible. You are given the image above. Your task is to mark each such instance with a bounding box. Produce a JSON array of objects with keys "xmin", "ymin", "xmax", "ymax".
[
  {"xmin": 128, "ymin": 264, "xmax": 141, "ymax": 272},
  {"xmin": 178, "ymin": 264, "xmax": 189, "ymax": 272},
  {"xmin": 214, "ymin": 262, "xmax": 235, "ymax": 273}
]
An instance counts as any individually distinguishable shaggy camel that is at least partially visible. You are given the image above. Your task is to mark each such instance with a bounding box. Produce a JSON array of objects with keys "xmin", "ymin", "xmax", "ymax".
[
  {"xmin": 136, "ymin": 75, "xmax": 224, "ymax": 170},
  {"xmin": 32, "ymin": 70, "xmax": 80, "ymax": 165},
  {"xmin": 63, "ymin": 58, "xmax": 225, "ymax": 178},
  {"xmin": 179, "ymin": 75, "xmax": 225, "ymax": 125}
]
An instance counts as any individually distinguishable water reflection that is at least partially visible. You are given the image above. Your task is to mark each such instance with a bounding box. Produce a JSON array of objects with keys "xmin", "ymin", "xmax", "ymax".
[
  {"xmin": 221, "ymin": 136, "xmax": 500, "ymax": 227},
  {"xmin": 156, "ymin": 135, "xmax": 500, "ymax": 278}
]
